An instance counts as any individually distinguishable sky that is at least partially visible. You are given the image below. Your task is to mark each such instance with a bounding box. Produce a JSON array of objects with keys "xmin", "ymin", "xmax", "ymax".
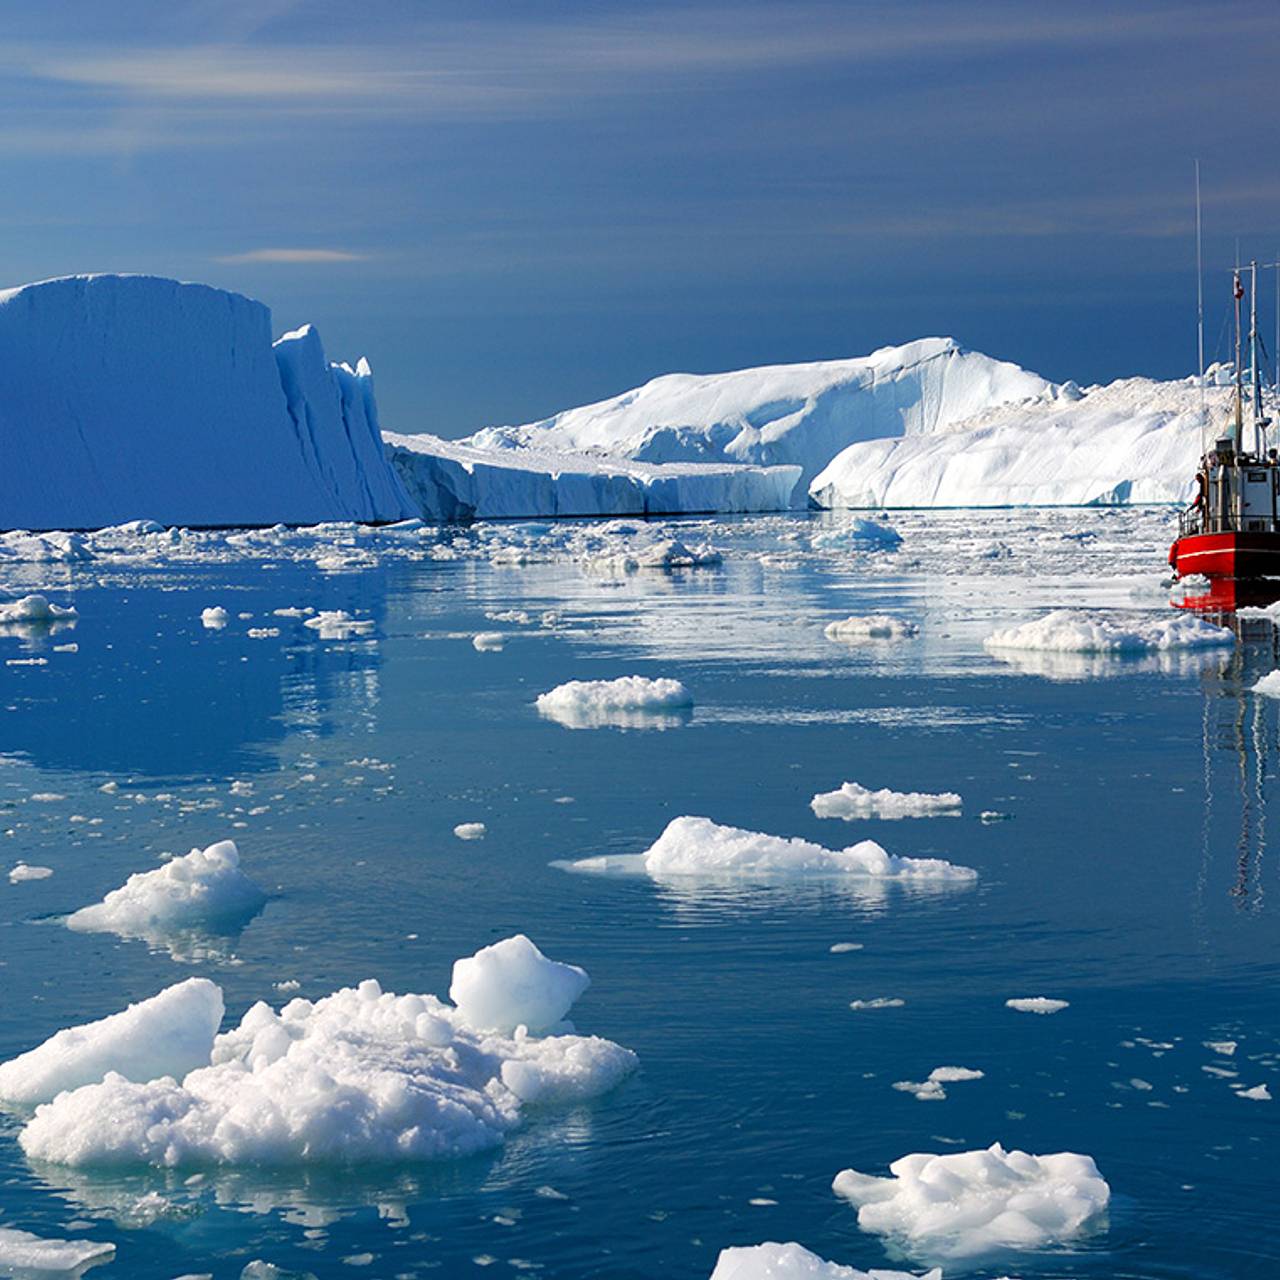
[{"xmin": 2, "ymin": 0, "xmax": 1278, "ymax": 437}]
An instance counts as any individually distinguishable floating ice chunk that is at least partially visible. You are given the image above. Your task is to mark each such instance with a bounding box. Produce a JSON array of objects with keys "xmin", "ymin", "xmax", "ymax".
[
  {"xmin": 0, "ymin": 978, "xmax": 223, "ymax": 1105},
  {"xmin": 536, "ymin": 676, "xmax": 693, "ymax": 730},
  {"xmin": 850, "ymin": 998, "xmax": 905, "ymax": 1010},
  {"xmin": 811, "ymin": 519, "xmax": 903, "ymax": 552},
  {"xmin": 893, "ymin": 1066, "xmax": 984, "ymax": 1101},
  {"xmin": 1252, "ymin": 671, "xmax": 1280, "ymax": 697},
  {"xmin": 1205, "ymin": 1040, "xmax": 1237, "ymax": 1056},
  {"xmin": 241, "ymin": 1260, "xmax": 318, "ymax": 1279},
  {"xmin": 454, "ymin": 822, "xmax": 487, "ymax": 841},
  {"xmin": 17, "ymin": 941, "xmax": 634, "ymax": 1167},
  {"xmin": 0, "ymin": 594, "xmax": 78, "ymax": 625},
  {"xmin": 246, "ymin": 627, "xmax": 280, "ymax": 639},
  {"xmin": 272, "ymin": 606, "xmax": 313, "ymax": 618},
  {"xmin": 473, "ymin": 632, "xmax": 505, "ymax": 651},
  {"xmin": 1006, "ymin": 997, "xmax": 1069, "ymax": 1015},
  {"xmin": 985, "ymin": 609, "xmax": 1232, "ymax": 654},
  {"xmin": 303, "ymin": 611, "xmax": 375, "ymax": 640},
  {"xmin": 829, "ymin": 942, "xmax": 863, "ymax": 953},
  {"xmin": 832, "ymin": 1142, "xmax": 1110, "ymax": 1259},
  {"xmin": 9, "ymin": 863, "xmax": 53, "ymax": 882},
  {"xmin": 66, "ymin": 840, "xmax": 266, "ymax": 940},
  {"xmin": 449, "ymin": 934, "xmax": 590, "ymax": 1034},
  {"xmin": 0, "ymin": 1227, "xmax": 115, "ymax": 1276},
  {"xmin": 200, "ymin": 606, "xmax": 229, "ymax": 629},
  {"xmin": 631, "ymin": 817, "xmax": 976, "ymax": 881},
  {"xmin": 709, "ymin": 1241, "xmax": 940, "ymax": 1279},
  {"xmin": 811, "ymin": 782, "xmax": 961, "ymax": 821},
  {"xmin": 824, "ymin": 615, "xmax": 918, "ymax": 643},
  {"xmin": 1238, "ymin": 1083, "xmax": 1271, "ymax": 1101}
]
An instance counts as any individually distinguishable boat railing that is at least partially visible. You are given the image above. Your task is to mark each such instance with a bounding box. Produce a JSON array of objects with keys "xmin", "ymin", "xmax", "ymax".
[{"xmin": 1179, "ymin": 506, "xmax": 1280, "ymax": 537}]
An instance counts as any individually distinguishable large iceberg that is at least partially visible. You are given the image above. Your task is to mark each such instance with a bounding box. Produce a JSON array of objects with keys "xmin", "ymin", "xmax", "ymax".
[
  {"xmin": 460, "ymin": 338, "xmax": 1050, "ymax": 496},
  {"xmin": 0, "ymin": 274, "xmax": 415, "ymax": 529},
  {"xmin": 810, "ymin": 373, "xmax": 1228, "ymax": 509},
  {"xmin": 384, "ymin": 431, "xmax": 799, "ymax": 519}
]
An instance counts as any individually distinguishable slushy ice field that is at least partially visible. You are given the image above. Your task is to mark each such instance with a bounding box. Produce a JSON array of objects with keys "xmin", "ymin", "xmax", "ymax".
[{"xmin": 0, "ymin": 508, "xmax": 1276, "ymax": 1279}]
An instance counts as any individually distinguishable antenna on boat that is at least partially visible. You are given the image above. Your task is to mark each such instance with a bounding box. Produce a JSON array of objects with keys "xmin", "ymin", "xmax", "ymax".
[
  {"xmin": 1196, "ymin": 160, "xmax": 1207, "ymax": 446},
  {"xmin": 1233, "ymin": 261, "xmax": 1245, "ymax": 455},
  {"xmin": 1250, "ymin": 260, "xmax": 1265, "ymax": 453}
]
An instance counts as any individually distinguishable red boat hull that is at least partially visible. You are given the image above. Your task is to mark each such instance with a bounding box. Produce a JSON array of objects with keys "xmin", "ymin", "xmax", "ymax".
[{"xmin": 1169, "ymin": 531, "xmax": 1280, "ymax": 579}]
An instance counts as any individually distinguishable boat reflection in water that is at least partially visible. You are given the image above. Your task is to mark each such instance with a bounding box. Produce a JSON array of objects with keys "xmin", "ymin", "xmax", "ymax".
[{"xmin": 1173, "ymin": 575, "xmax": 1280, "ymax": 614}]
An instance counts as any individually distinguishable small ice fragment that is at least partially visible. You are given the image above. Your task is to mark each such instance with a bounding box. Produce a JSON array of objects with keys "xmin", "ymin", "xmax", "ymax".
[
  {"xmin": 811, "ymin": 781, "xmax": 961, "ymax": 820},
  {"xmin": 9, "ymin": 862, "xmax": 53, "ymax": 882},
  {"xmin": 454, "ymin": 822, "xmax": 487, "ymax": 840},
  {"xmin": 979, "ymin": 810, "xmax": 1011, "ymax": 823},
  {"xmin": 536, "ymin": 676, "xmax": 692, "ymax": 730},
  {"xmin": 1006, "ymin": 996, "xmax": 1069, "ymax": 1014},
  {"xmin": 850, "ymin": 998, "xmax": 905, "ymax": 1010},
  {"xmin": 450, "ymin": 934, "xmax": 589, "ymax": 1034},
  {"xmin": 473, "ymin": 632, "xmax": 505, "ymax": 651},
  {"xmin": 824, "ymin": 615, "xmax": 918, "ymax": 642},
  {"xmin": 303, "ymin": 611, "xmax": 375, "ymax": 640},
  {"xmin": 201, "ymin": 606, "xmax": 229, "ymax": 629},
  {"xmin": 1238, "ymin": 1083, "xmax": 1272, "ymax": 1101},
  {"xmin": 247, "ymin": 627, "xmax": 280, "ymax": 639},
  {"xmin": 829, "ymin": 942, "xmax": 863, "ymax": 953},
  {"xmin": 1206, "ymin": 1040, "xmax": 1237, "ymax": 1056},
  {"xmin": 0, "ymin": 1227, "xmax": 115, "ymax": 1274}
]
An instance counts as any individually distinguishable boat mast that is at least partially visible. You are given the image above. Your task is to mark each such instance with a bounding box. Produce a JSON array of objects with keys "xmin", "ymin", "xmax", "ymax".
[
  {"xmin": 1233, "ymin": 266, "xmax": 1244, "ymax": 454},
  {"xmin": 1195, "ymin": 161, "xmax": 1206, "ymax": 446},
  {"xmin": 1250, "ymin": 260, "xmax": 1264, "ymax": 453}
]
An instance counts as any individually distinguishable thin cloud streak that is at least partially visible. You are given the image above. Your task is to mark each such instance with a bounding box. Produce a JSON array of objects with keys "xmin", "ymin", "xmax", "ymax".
[{"xmin": 216, "ymin": 248, "xmax": 368, "ymax": 264}]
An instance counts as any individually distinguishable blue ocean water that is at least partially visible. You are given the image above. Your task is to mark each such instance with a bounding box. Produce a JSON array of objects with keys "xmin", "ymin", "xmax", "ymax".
[{"xmin": 0, "ymin": 510, "xmax": 1276, "ymax": 1279}]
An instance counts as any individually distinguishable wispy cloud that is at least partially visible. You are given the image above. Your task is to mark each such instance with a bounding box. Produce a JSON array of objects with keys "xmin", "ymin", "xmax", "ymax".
[{"xmin": 215, "ymin": 248, "xmax": 368, "ymax": 264}]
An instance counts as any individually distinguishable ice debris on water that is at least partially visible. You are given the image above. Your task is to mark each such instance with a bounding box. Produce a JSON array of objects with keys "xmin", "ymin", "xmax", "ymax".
[
  {"xmin": 709, "ymin": 1241, "xmax": 940, "ymax": 1279},
  {"xmin": 1006, "ymin": 997, "xmax": 1069, "ymax": 1015},
  {"xmin": 473, "ymin": 631, "xmax": 505, "ymax": 651},
  {"xmin": 200, "ymin": 606, "xmax": 229, "ymax": 628},
  {"xmin": 832, "ymin": 1142, "xmax": 1110, "ymax": 1259},
  {"xmin": 0, "ymin": 1227, "xmax": 115, "ymax": 1276},
  {"xmin": 65, "ymin": 840, "xmax": 267, "ymax": 940},
  {"xmin": 454, "ymin": 822, "xmax": 487, "ymax": 841},
  {"xmin": 536, "ymin": 676, "xmax": 693, "ymax": 730},
  {"xmin": 824, "ymin": 615, "xmax": 917, "ymax": 642},
  {"xmin": 985, "ymin": 609, "xmax": 1232, "ymax": 654},
  {"xmin": 811, "ymin": 782, "xmax": 961, "ymax": 821},
  {"xmin": 892, "ymin": 1066, "xmax": 984, "ymax": 1102},
  {"xmin": 7, "ymin": 935, "xmax": 634, "ymax": 1167},
  {"xmin": 9, "ymin": 862, "xmax": 54, "ymax": 882},
  {"xmin": 303, "ymin": 610, "xmax": 375, "ymax": 639},
  {"xmin": 0, "ymin": 594, "xmax": 78, "ymax": 626}
]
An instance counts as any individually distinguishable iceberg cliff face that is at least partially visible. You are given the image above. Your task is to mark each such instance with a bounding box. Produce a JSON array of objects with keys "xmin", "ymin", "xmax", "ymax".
[
  {"xmin": 809, "ymin": 375, "xmax": 1221, "ymax": 509},
  {"xmin": 0, "ymin": 274, "xmax": 414, "ymax": 530},
  {"xmin": 466, "ymin": 338, "xmax": 1052, "ymax": 492},
  {"xmin": 385, "ymin": 431, "xmax": 800, "ymax": 519}
]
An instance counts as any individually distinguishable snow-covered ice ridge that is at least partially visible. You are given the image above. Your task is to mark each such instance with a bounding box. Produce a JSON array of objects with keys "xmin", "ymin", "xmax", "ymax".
[
  {"xmin": 0, "ymin": 274, "xmax": 415, "ymax": 529},
  {"xmin": 386, "ymin": 431, "xmax": 800, "ymax": 519},
  {"xmin": 5, "ymin": 935, "xmax": 637, "ymax": 1167}
]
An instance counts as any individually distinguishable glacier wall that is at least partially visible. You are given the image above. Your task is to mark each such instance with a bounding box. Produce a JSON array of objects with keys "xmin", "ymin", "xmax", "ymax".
[
  {"xmin": 385, "ymin": 432, "xmax": 800, "ymax": 519},
  {"xmin": 0, "ymin": 275, "xmax": 415, "ymax": 530}
]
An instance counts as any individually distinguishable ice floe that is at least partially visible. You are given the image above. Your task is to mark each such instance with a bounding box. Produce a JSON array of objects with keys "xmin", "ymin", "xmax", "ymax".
[
  {"xmin": 8, "ymin": 862, "xmax": 53, "ymax": 882},
  {"xmin": 811, "ymin": 782, "xmax": 961, "ymax": 821},
  {"xmin": 709, "ymin": 1241, "xmax": 939, "ymax": 1279},
  {"xmin": 536, "ymin": 676, "xmax": 693, "ymax": 730},
  {"xmin": 13, "ymin": 937, "xmax": 635, "ymax": 1167},
  {"xmin": 200, "ymin": 606, "xmax": 229, "ymax": 629},
  {"xmin": 0, "ymin": 594, "xmax": 77, "ymax": 627},
  {"xmin": 0, "ymin": 978, "xmax": 223, "ymax": 1105},
  {"xmin": 303, "ymin": 610, "xmax": 375, "ymax": 640},
  {"xmin": 472, "ymin": 632, "xmax": 505, "ymax": 651},
  {"xmin": 0, "ymin": 1227, "xmax": 115, "ymax": 1276},
  {"xmin": 849, "ymin": 998, "xmax": 905, "ymax": 1011},
  {"xmin": 564, "ymin": 817, "xmax": 975, "ymax": 884},
  {"xmin": 824, "ymin": 615, "xmax": 918, "ymax": 643},
  {"xmin": 66, "ymin": 840, "xmax": 267, "ymax": 943},
  {"xmin": 832, "ymin": 1142, "xmax": 1110, "ymax": 1259},
  {"xmin": 892, "ymin": 1066, "xmax": 984, "ymax": 1102},
  {"xmin": 985, "ymin": 609, "xmax": 1232, "ymax": 655},
  {"xmin": 1005, "ymin": 997, "xmax": 1069, "ymax": 1015},
  {"xmin": 453, "ymin": 822, "xmax": 487, "ymax": 841}
]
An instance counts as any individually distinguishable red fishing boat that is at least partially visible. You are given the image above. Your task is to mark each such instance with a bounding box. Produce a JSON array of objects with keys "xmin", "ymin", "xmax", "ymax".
[{"xmin": 1169, "ymin": 264, "xmax": 1280, "ymax": 584}]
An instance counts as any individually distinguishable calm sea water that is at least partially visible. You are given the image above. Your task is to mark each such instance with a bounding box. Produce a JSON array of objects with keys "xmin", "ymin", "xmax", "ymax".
[{"xmin": 0, "ymin": 510, "xmax": 1276, "ymax": 1279}]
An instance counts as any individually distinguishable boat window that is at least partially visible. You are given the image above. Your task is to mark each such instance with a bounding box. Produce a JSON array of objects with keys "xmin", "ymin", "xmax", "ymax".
[{"xmin": 1248, "ymin": 470, "xmax": 1268, "ymax": 482}]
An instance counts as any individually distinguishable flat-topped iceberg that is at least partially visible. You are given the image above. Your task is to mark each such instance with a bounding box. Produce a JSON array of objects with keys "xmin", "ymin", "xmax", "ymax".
[
  {"xmin": 536, "ymin": 676, "xmax": 693, "ymax": 729},
  {"xmin": 985, "ymin": 609, "xmax": 1233, "ymax": 654},
  {"xmin": 709, "ymin": 1242, "xmax": 939, "ymax": 1279},
  {"xmin": 0, "ymin": 274, "xmax": 414, "ymax": 530},
  {"xmin": 12, "ymin": 936, "xmax": 636, "ymax": 1167},
  {"xmin": 0, "ymin": 978, "xmax": 223, "ymax": 1105},
  {"xmin": 811, "ymin": 783, "xmax": 962, "ymax": 821},
  {"xmin": 386, "ymin": 432, "xmax": 799, "ymax": 519},
  {"xmin": 832, "ymin": 1142, "xmax": 1110, "ymax": 1259}
]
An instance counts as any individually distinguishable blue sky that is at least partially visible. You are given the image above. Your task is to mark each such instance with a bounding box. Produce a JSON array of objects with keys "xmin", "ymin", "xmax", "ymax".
[{"xmin": 3, "ymin": 0, "xmax": 1277, "ymax": 435}]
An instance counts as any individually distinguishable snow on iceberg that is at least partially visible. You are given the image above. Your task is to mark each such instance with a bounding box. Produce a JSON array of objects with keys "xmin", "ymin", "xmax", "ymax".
[
  {"xmin": 985, "ymin": 609, "xmax": 1233, "ymax": 655},
  {"xmin": 832, "ymin": 1142, "xmax": 1110, "ymax": 1259},
  {"xmin": 0, "ymin": 1227, "xmax": 115, "ymax": 1276},
  {"xmin": 0, "ymin": 274, "xmax": 414, "ymax": 530},
  {"xmin": 15, "ymin": 939, "xmax": 636, "ymax": 1167},
  {"xmin": 709, "ymin": 1241, "xmax": 939, "ymax": 1279},
  {"xmin": 536, "ymin": 676, "xmax": 694, "ymax": 729},
  {"xmin": 449, "ymin": 934, "xmax": 589, "ymax": 1034},
  {"xmin": 65, "ymin": 840, "xmax": 267, "ymax": 944},
  {"xmin": 824, "ymin": 616, "xmax": 917, "ymax": 643},
  {"xmin": 0, "ymin": 978, "xmax": 223, "ymax": 1105},
  {"xmin": 809, "ymin": 372, "xmax": 1223, "ymax": 509},
  {"xmin": 464, "ymin": 337, "xmax": 1050, "ymax": 494},
  {"xmin": 811, "ymin": 783, "xmax": 961, "ymax": 821},
  {"xmin": 385, "ymin": 432, "xmax": 800, "ymax": 519},
  {"xmin": 566, "ymin": 816, "xmax": 976, "ymax": 882}
]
